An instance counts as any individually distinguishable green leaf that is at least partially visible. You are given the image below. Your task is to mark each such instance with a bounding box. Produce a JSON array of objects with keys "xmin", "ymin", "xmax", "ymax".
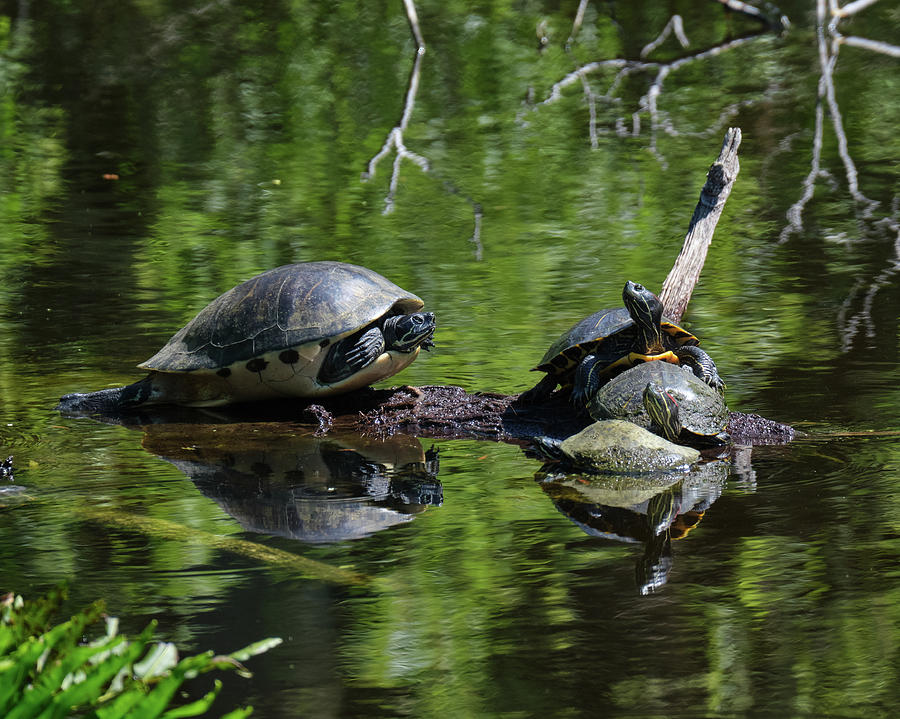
[
  {"xmin": 218, "ymin": 708, "xmax": 254, "ymax": 719},
  {"xmin": 225, "ymin": 637, "xmax": 282, "ymax": 663},
  {"xmin": 0, "ymin": 590, "xmax": 278, "ymax": 719},
  {"xmin": 44, "ymin": 624, "xmax": 157, "ymax": 716},
  {"xmin": 94, "ymin": 685, "xmax": 150, "ymax": 719},
  {"xmin": 158, "ymin": 678, "xmax": 222, "ymax": 718},
  {"xmin": 133, "ymin": 643, "xmax": 178, "ymax": 680},
  {"xmin": 7, "ymin": 638, "xmax": 129, "ymax": 719}
]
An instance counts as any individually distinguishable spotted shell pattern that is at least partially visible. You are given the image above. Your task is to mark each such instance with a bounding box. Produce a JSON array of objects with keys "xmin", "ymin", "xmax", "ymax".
[{"xmin": 137, "ymin": 262, "xmax": 425, "ymax": 403}]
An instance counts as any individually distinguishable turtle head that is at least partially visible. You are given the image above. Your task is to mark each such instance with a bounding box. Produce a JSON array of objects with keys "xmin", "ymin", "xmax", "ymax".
[
  {"xmin": 642, "ymin": 382, "xmax": 682, "ymax": 444},
  {"xmin": 383, "ymin": 312, "xmax": 436, "ymax": 352},
  {"xmin": 623, "ymin": 281, "xmax": 664, "ymax": 347}
]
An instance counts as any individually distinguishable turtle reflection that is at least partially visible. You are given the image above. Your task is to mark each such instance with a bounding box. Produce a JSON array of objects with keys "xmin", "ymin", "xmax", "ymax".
[
  {"xmin": 141, "ymin": 425, "xmax": 441, "ymax": 543},
  {"xmin": 538, "ymin": 461, "xmax": 726, "ymax": 594}
]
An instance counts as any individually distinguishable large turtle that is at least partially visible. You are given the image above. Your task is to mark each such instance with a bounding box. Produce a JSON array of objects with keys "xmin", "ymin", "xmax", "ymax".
[
  {"xmin": 57, "ymin": 261, "xmax": 436, "ymax": 413},
  {"xmin": 520, "ymin": 281, "xmax": 722, "ymax": 407},
  {"xmin": 589, "ymin": 361, "xmax": 730, "ymax": 447}
]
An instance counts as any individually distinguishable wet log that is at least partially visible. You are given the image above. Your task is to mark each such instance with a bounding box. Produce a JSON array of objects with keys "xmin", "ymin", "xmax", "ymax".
[
  {"xmin": 157, "ymin": 382, "xmax": 789, "ymax": 445},
  {"xmin": 660, "ymin": 127, "xmax": 741, "ymax": 322},
  {"xmin": 296, "ymin": 385, "xmax": 794, "ymax": 445}
]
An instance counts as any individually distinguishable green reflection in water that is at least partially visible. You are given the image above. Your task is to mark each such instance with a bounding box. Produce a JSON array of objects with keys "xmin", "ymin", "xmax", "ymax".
[{"xmin": 0, "ymin": 0, "xmax": 899, "ymax": 716}]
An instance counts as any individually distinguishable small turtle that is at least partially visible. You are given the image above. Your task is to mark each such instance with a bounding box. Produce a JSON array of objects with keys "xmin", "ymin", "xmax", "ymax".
[
  {"xmin": 534, "ymin": 420, "xmax": 701, "ymax": 474},
  {"xmin": 589, "ymin": 361, "xmax": 730, "ymax": 447},
  {"xmin": 58, "ymin": 262, "xmax": 435, "ymax": 413},
  {"xmin": 520, "ymin": 281, "xmax": 722, "ymax": 407}
]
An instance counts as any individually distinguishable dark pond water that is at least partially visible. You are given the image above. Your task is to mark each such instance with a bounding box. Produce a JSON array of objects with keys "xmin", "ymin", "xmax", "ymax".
[{"xmin": 1, "ymin": 0, "xmax": 899, "ymax": 716}]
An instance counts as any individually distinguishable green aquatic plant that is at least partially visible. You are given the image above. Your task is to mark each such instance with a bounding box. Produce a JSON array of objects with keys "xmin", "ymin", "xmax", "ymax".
[{"xmin": 0, "ymin": 586, "xmax": 281, "ymax": 718}]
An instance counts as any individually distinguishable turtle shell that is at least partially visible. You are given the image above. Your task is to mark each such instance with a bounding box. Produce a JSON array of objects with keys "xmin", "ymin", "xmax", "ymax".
[
  {"xmin": 588, "ymin": 362, "xmax": 728, "ymax": 444},
  {"xmin": 536, "ymin": 307, "xmax": 697, "ymax": 376},
  {"xmin": 552, "ymin": 420, "xmax": 701, "ymax": 473},
  {"xmin": 140, "ymin": 261, "xmax": 424, "ymax": 372}
]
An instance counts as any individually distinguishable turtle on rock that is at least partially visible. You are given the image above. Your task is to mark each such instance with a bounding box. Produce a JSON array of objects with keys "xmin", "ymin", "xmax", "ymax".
[
  {"xmin": 533, "ymin": 420, "xmax": 701, "ymax": 474},
  {"xmin": 519, "ymin": 281, "xmax": 723, "ymax": 408},
  {"xmin": 57, "ymin": 262, "xmax": 436, "ymax": 413},
  {"xmin": 589, "ymin": 361, "xmax": 730, "ymax": 447}
]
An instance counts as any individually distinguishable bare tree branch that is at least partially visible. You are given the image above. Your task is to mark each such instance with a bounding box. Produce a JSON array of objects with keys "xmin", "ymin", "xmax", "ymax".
[
  {"xmin": 839, "ymin": 35, "xmax": 900, "ymax": 56},
  {"xmin": 780, "ymin": 0, "xmax": 887, "ymax": 242},
  {"xmin": 660, "ymin": 128, "xmax": 742, "ymax": 321},
  {"xmin": 779, "ymin": 98, "xmax": 825, "ymax": 243},
  {"xmin": 837, "ymin": 204, "xmax": 900, "ymax": 350},
  {"xmin": 566, "ymin": 0, "xmax": 591, "ymax": 51},
  {"xmin": 402, "ymin": 0, "xmax": 425, "ymax": 51},
  {"xmin": 713, "ymin": 0, "xmax": 790, "ymax": 29},
  {"xmin": 362, "ymin": 49, "xmax": 430, "ymax": 215},
  {"xmin": 640, "ymin": 15, "xmax": 690, "ymax": 59},
  {"xmin": 535, "ymin": 24, "xmax": 773, "ymax": 164},
  {"xmin": 832, "ymin": 0, "xmax": 880, "ymax": 17},
  {"xmin": 781, "ymin": 0, "xmax": 897, "ymax": 355},
  {"xmin": 361, "ymin": 1, "xmax": 483, "ymax": 256}
]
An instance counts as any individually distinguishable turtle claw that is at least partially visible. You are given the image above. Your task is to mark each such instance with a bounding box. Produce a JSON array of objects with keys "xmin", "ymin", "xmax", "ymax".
[
  {"xmin": 319, "ymin": 326, "xmax": 386, "ymax": 383},
  {"xmin": 343, "ymin": 327, "xmax": 386, "ymax": 372},
  {"xmin": 674, "ymin": 345, "xmax": 725, "ymax": 392},
  {"xmin": 517, "ymin": 373, "xmax": 558, "ymax": 405}
]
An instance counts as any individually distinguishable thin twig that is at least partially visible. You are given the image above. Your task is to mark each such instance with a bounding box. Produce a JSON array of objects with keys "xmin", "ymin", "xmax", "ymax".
[
  {"xmin": 361, "ymin": 1, "xmax": 482, "ymax": 256},
  {"xmin": 820, "ymin": 39, "xmax": 878, "ymax": 214},
  {"xmin": 779, "ymin": 97, "xmax": 825, "ymax": 243},
  {"xmin": 837, "ymin": 206, "xmax": 900, "ymax": 350},
  {"xmin": 713, "ymin": 0, "xmax": 789, "ymax": 29},
  {"xmin": 402, "ymin": 0, "xmax": 425, "ymax": 51},
  {"xmin": 566, "ymin": 0, "xmax": 591, "ymax": 51},
  {"xmin": 838, "ymin": 35, "xmax": 900, "ymax": 57},
  {"xmin": 538, "ymin": 32, "xmax": 768, "ymax": 163},
  {"xmin": 780, "ymin": 0, "xmax": 882, "ymax": 241},
  {"xmin": 578, "ymin": 71, "xmax": 600, "ymax": 149},
  {"xmin": 640, "ymin": 15, "xmax": 689, "ymax": 59},
  {"xmin": 832, "ymin": 0, "xmax": 880, "ymax": 17},
  {"xmin": 362, "ymin": 49, "xmax": 431, "ymax": 215}
]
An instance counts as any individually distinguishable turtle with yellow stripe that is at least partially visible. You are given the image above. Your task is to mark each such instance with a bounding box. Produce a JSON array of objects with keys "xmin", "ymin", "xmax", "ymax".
[{"xmin": 520, "ymin": 281, "xmax": 723, "ymax": 407}]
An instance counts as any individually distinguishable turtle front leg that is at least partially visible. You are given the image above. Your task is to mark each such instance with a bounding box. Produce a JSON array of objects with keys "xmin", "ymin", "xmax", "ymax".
[
  {"xmin": 674, "ymin": 345, "xmax": 725, "ymax": 392},
  {"xmin": 319, "ymin": 327, "xmax": 386, "ymax": 384},
  {"xmin": 571, "ymin": 354, "xmax": 604, "ymax": 410}
]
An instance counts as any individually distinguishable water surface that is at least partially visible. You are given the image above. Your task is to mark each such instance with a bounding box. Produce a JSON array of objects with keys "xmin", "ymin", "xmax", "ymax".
[{"xmin": 1, "ymin": 1, "xmax": 899, "ymax": 716}]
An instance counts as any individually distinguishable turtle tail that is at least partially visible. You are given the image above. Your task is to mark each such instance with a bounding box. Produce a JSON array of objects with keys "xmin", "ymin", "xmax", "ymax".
[{"xmin": 57, "ymin": 376, "xmax": 153, "ymax": 415}]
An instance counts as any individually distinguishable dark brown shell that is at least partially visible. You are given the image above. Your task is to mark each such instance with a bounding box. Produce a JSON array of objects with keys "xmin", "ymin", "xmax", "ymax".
[
  {"xmin": 536, "ymin": 308, "xmax": 697, "ymax": 376},
  {"xmin": 139, "ymin": 262, "xmax": 424, "ymax": 372}
]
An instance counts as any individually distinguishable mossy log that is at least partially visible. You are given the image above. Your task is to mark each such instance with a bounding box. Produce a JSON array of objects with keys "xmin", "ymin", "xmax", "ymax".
[{"xmin": 131, "ymin": 384, "xmax": 792, "ymax": 445}]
